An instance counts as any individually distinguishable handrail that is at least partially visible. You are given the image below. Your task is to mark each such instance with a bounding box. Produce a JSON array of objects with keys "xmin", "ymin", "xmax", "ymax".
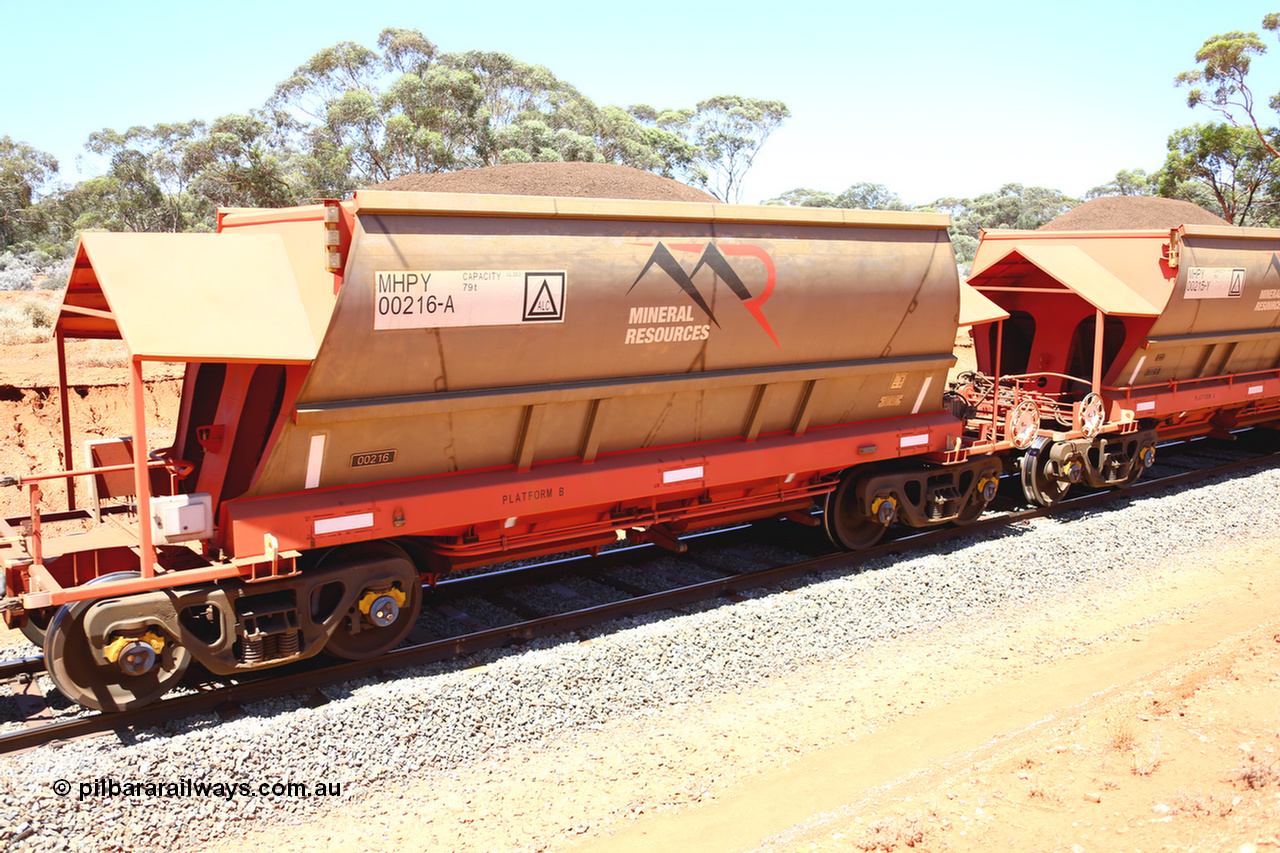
[
  {"xmin": 10, "ymin": 458, "xmax": 189, "ymax": 486},
  {"xmin": 4, "ymin": 455, "xmax": 195, "ymax": 574},
  {"xmin": 1105, "ymin": 365, "xmax": 1280, "ymax": 396}
]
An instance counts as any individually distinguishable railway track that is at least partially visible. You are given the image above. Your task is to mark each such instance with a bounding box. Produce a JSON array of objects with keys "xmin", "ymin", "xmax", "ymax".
[
  {"xmin": 2, "ymin": 431, "xmax": 1277, "ymax": 755},
  {"xmin": 0, "ymin": 655, "xmax": 42, "ymax": 682}
]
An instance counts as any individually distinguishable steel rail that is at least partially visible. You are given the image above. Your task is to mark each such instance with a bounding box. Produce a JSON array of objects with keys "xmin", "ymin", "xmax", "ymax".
[
  {"xmin": 3, "ymin": 441, "xmax": 1277, "ymax": 755},
  {"xmin": 0, "ymin": 524, "xmax": 761, "ymax": 684},
  {"xmin": 0, "ymin": 656, "xmax": 44, "ymax": 682}
]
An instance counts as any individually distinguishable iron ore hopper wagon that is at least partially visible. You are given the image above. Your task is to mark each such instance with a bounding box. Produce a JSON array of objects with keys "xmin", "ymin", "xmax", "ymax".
[
  {"xmin": 3, "ymin": 190, "xmax": 1279, "ymax": 712},
  {"xmin": 956, "ymin": 224, "xmax": 1280, "ymax": 505}
]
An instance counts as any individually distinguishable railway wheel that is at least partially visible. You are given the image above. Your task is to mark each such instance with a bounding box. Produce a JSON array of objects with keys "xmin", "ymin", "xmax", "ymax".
[
  {"xmin": 953, "ymin": 473, "xmax": 1000, "ymax": 527},
  {"xmin": 952, "ymin": 497, "xmax": 985, "ymax": 526},
  {"xmin": 321, "ymin": 542, "xmax": 423, "ymax": 660},
  {"xmin": 19, "ymin": 607, "xmax": 53, "ymax": 647},
  {"xmin": 823, "ymin": 471, "xmax": 891, "ymax": 550},
  {"xmin": 1117, "ymin": 441, "xmax": 1156, "ymax": 489},
  {"xmin": 43, "ymin": 572, "xmax": 191, "ymax": 712},
  {"xmin": 1020, "ymin": 437, "xmax": 1071, "ymax": 507}
]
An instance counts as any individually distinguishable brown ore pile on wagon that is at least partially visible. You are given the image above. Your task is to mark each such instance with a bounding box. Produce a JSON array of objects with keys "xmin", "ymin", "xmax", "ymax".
[
  {"xmin": 366, "ymin": 161, "xmax": 719, "ymax": 202},
  {"xmin": 1037, "ymin": 195, "xmax": 1229, "ymax": 231}
]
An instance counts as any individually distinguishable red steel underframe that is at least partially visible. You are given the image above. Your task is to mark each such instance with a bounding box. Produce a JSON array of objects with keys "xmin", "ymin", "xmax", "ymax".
[
  {"xmin": 223, "ymin": 411, "xmax": 964, "ymax": 558},
  {"xmin": 1104, "ymin": 367, "xmax": 1280, "ymax": 428},
  {"xmin": 14, "ymin": 411, "xmax": 961, "ymax": 608}
]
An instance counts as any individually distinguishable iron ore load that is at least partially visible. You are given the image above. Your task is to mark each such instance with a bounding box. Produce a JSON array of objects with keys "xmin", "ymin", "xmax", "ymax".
[{"xmin": 3, "ymin": 174, "xmax": 1278, "ymax": 711}]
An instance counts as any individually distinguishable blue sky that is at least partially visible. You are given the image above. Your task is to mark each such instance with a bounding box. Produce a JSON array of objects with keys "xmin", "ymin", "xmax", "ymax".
[{"xmin": 4, "ymin": 0, "xmax": 1279, "ymax": 205}]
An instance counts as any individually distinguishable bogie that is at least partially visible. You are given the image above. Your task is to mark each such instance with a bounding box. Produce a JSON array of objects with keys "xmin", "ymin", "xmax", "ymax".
[{"xmin": 823, "ymin": 458, "xmax": 1002, "ymax": 550}]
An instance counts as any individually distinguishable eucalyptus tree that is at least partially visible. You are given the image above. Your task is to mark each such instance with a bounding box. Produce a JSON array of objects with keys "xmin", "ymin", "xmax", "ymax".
[
  {"xmin": 763, "ymin": 183, "xmax": 909, "ymax": 210},
  {"xmin": 1176, "ymin": 15, "xmax": 1280, "ymax": 160},
  {"xmin": 0, "ymin": 136, "xmax": 59, "ymax": 250},
  {"xmin": 1085, "ymin": 168, "xmax": 1158, "ymax": 199},
  {"xmin": 688, "ymin": 95, "xmax": 789, "ymax": 202},
  {"xmin": 1159, "ymin": 123, "xmax": 1279, "ymax": 225},
  {"xmin": 627, "ymin": 104, "xmax": 704, "ymax": 184},
  {"xmin": 920, "ymin": 185, "xmax": 1076, "ymax": 267},
  {"xmin": 180, "ymin": 113, "xmax": 303, "ymax": 209},
  {"xmin": 270, "ymin": 35, "xmax": 401, "ymax": 193},
  {"xmin": 272, "ymin": 29, "xmax": 625, "ymax": 182},
  {"xmin": 77, "ymin": 122, "xmax": 206, "ymax": 232},
  {"xmin": 762, "ymin": 187, "xmax": 839, "ymax": 207}
]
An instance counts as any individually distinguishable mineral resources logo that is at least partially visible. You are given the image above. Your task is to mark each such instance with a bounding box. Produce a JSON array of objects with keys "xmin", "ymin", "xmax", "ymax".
[{"xmin": 625, "ymin": 242, "xmax": 778, "ymax": 347}]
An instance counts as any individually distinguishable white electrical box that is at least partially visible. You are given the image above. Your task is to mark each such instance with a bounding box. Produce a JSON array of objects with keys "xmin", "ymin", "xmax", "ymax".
[{"xmin": 150, "ymin": 494, "xmax": 214, "ymax": 544}]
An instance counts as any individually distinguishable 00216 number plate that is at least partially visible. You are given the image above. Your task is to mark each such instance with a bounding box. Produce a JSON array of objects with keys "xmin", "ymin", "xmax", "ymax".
[
  {"xmin": 350, "ymin": 449, "xmax": 396, "ymax": 468},
  {"xmin": 373, "ymin": 270, "xmax": 566, "ymax": 329}
]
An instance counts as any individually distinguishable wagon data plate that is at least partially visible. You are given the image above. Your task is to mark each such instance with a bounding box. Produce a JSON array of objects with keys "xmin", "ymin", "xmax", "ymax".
[
  {"xmin": 373, "ymin": 270, "xmax": 566, "ymax": 329},
  {"xmin": 1184, "ymin": 267, "xmax": 1244, "ymax": 300}
]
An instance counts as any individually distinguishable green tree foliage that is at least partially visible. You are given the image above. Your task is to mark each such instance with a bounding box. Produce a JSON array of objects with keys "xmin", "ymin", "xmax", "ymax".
[
  {"xmin": 270, "ymin": 35, "xmax": 409, "ymax": 194},
  {"xmin": 443, "ymin": 48, "xmax": 598, "ymax": 165},
  {"xmin": 3, "ymin": 27, "xmax": 794, "ymax": 260},
  {"xmin": 75, "ymin": 121, "xmax": 207, "ymax": 232},
  {"xmin": 1159, "ymin": 123, "xmax": 1279, "ymax": 224},
  {"xmin": 923, "ymin": 197, "xmax": 981, "ymax": 267},
  {"xmin": 925, "ymin": 184, "xmax": 1078, "ymax": 266},
  {"xmin": 266, "ymin": 28, "xmax": 767, "ymax": 196},
  {"xmin": 1176, "ymin": 17, "xmax": 1280, "ymax": 159},
  {"xmin": 764, "ymin": 182, "xmax": 909, "ymax": 210},
  {"xmin": 762, "ymin": 187, "xmax": 838, "ymax": 207},
  {"xmin": 35, "ymin": 116, "xmax": 307, "ymax": 242},
  {"xmin": 957, "ymin": 184, "xmax": 1078, "ymax": 232},
  {"xmin": 0, "ymin": 137, "xmax": 59, "ymax": 250},
  {"xmin": 688, "ymin": 96, "xmax": 789, "ymax": 202},
  {"xmin": 832, "ymin": 183, "xmax": 911, "ymax": 211},
  {"xmin": 181, "ymin": 113, "xmax": 303, "ymax": 209},
  {"xmin": 626, "ymin": 105, "xmax": 703, "ymax": 183},
  {"xmin": 766, "ymin": 181, "xmax": 1074, "ymax": 269},
  {"xmin": 1085, "ymin": 168, "xmax": 1158, "ymax": 199}
]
